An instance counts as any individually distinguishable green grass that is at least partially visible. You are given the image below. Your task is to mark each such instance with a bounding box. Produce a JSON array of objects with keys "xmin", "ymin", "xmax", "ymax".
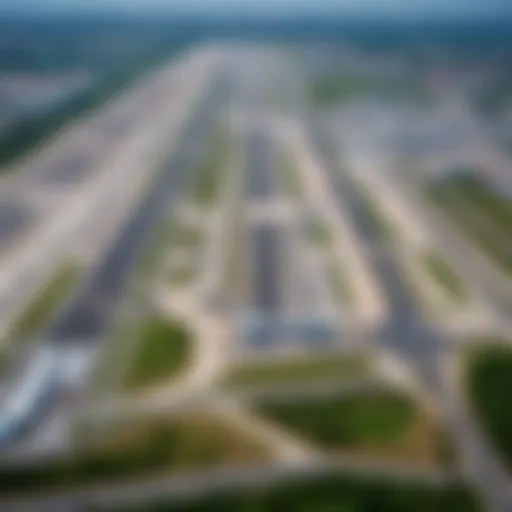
[
  {"xmin": 422, "ymin": 251, "xmax": 466, "ymax": 301},
  {"xmin": 328, "ymin": 263, "xmax": 353, "ymax": 305},
  {"xmin": 104, "ymin": 471, "xmax": 480, "ymax": 512},
  {"xmin": 170, "ymin": 224, "xmax": 203, "ymax": 247},
  {"xmin": 360, "ymin": 193, "xmax": 394, "ymax": 241},
  {"xmin": 223, "ymin": 355, "xmax": 368, "ymax": 388},
  {"xmin": 0, "ymin": 415, "xmax": 268, "ymax": 496},
  {"xmin": 136, "ymin": 219, "xmax": 202, "ymax": 284},
  {"xmin": 311, "ymin": 75, "xmax": 372, "ymax": 105},
  {"xmin": 125, "ymin": 317, "xmax": 192, "ymax": 389},
  {"xmin": 428, "ymin": 174, "xmax": 512, "ymax": 273},
  {"xmin": 168, "ymin": 264, "xmax": 197, "ymax": 286},
  {"xmin": 278, "ymin": 151, "xmax": 302, "ymax": 198},
  {"xmin": 191, "ymin": 131, "xmax": 231, "ymax": 205},
  {"xmin": 307, "ymin": 217, "xmax": 331, "ymax": 246},
  {"xmin": 467, "ymin": 343, "xmax": 512, "ymax": 472},
  {"xmin": 257, "ymin": 392, "xmax": 414, "ymax": 449},
  {"xmin": 7, "ymin": 262, "xmax": 81, "ymax": 343},
  {"xmin": 311, "ymin": 75, "xmax": 430, "ymax": 107}
]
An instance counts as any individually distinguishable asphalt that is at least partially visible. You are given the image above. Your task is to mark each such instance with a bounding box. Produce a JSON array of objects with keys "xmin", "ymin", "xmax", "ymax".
[
  {"xmin": 0, "ymin": 200, "xmax": 33, "ymax": 251},
  {"xmin": 0, "ymin": 73, "xmax": 228, "ymax": 452},
  {"xmin": 309, "ymin": 120, "xmax": 512, "ymax": 512},
  {"xmin": 251, "ymin": 224, "xmax": 281, "ymax": 315},
  {"xmin": 245, "ymin": 128, "xmax": 274, "ymax": 199},
  {"xmin": 48, "ymin": 78, "xmax": 225, "ymax": 343},
  {"xmin": 36, "ymin": 152, "xmax": 93, "ymax": 187}
]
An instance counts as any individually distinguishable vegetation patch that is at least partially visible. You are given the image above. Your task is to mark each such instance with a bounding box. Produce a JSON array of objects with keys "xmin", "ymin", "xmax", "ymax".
[
  {"xmin": 422, "ymin": 250, "xmax": 466, "ymax": 301},
  {"xmin": 467, "ymin": 343, "xmax": 512, "ymax": 472},
  {"xmin": 328, "ymin": 263, "xmax": 353, "ymax": 305},
  {"xmin": 7, "ymin": 262, "xmax": 81, "ymax": 343},
  {"xmin": 257, "ymin": 392, "xmax": 450, "ymax": 465},
  {"xmin": 223, "ymin": 355, "xmax": 368, "ymax": 388},
  {"xmin": 125, "ymin": 317, "xmax": 192, "ymax": 389},
  {"xmin": 170, "ymin": 224, "xmax": 203, "ymax": 248},
  {"xmin": 191, "ymin": 131, "xmax": 231, "ymax": 205},
  {"xmin": 359, "ymin": 192, "xmax": 394, "ymax": 241},
  {"xmin": 428, "ymin": 175, "xmax": 512, "ymax": 273},
  {"xmin": 307, "ymin": 217, "xmax": 331, "ymax": 246},
  {"xmin": 311, "ymin": 75, "xmax": 430, "ymax": 107},
  {"xmin": 104, "ymin": 471, "xmax": 479, "ymax": 512},
  {"xmin": 277, "ymin": 150, "xmax": 302, "ymax": 198},
  {"xmin": 0, "ymin": 414, "xmax": 268, "ymax": 496}
]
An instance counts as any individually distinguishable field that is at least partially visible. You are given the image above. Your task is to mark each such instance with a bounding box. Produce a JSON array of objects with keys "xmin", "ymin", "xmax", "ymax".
[
  {"xmin": 104, "ymin": 472, "xmax": 479, "ymax": 512},
  {"xmin": 328, "ymin": 263, "xmax": 353, "ymax": 305},
  {"xmin": 0, "ymin": 414, "xmax": 268, "ymax": 496},
  {"xmin": 256, "ymin": 391, "xmax": 450, "ymax": 465},
  {"xmin": 7, "ymin": 262, "xmax": 81, "ymax": 343},
  {"xmin": 277, "ymin": 150, "xmax": 302, "ymax": 198},
  {"xmin": 191, "ymin": 131, "xmax": 231, "ymax": 206},
  {"xmin": 223, "ymin": 355, "xmax": 368, "ymax": 388},
  {"xmin": 125, "ymin": 317, "xmax": 192, "ymax": 389},
  {"xmin": 422, "ymin": 250, "xmax": 466, "ymax": 300},
  {"xmin": 467, "ymin": 343, "xmax": 512, "ymax": 472},
  {"xmin": 307, "ymin": 217, "xmax": 331, "ymax": 246},
  {"xmin": 428, "ymin": 174, "xmax": 512, "ymax": 274}
]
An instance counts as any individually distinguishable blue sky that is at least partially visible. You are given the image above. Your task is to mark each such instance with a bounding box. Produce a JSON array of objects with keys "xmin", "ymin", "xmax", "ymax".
[{"xmin": 3, "ymin": 0, "xmax": 512, "ymax": 18}]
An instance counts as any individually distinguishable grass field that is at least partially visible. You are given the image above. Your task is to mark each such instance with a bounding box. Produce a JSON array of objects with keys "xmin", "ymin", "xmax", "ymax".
[
  {"xmin": 191, "ymin": 131, "xmax": 230, "ymax": 206},
  {"xmin": 105, "ymin": 472, "xmax": 479, "ymax": 512},
  {"xmin": 125, "ymin": 317, "xmax": 192, "ymax": 389},
  {"xmin": 168, "ymin": 262, "xmax": 197, "ymax": 286},
  {"xmin": 171, "ymin": 224, "xmax": 203, "ymax": 247},
  {"xmin": 278, "ymin": 151, "xmax": 302, "ymax": 198},
  {"xmin": 467, "ymin": 343, "xmax": 512, "ymax": 472},
  {"xmin": 311, "ymin": 75, "xmax": 371, "ymax": 105},
  {"xmin": 311, "ymin": 75, "xmax": 430, "ymax": 107},
  {"xmin": 428, "ymin": 174, "xmax": 512, "ymax": 273},
  {"xmin": 359, "ymin": 192, "xmax": 394, "ymax": 241},
  {"xmin": 307, "ymin": 217, "xmax": 331, "ymax": 246},
  {"xmin": 256, "ymin": 391, "xmax": 449, "ymax": 465},
  {"xmin": 0, "ymin": 414, "xmax": 268, "ymax": 496},
  {"xmin": 223, "ymin": 355, "xmax": 368, "ymax": 388},
  {"xmin": 422, "ymin": 250, "xmax": 466, "ymax": 301},
  {"xmin": 7, "ymin": 262, "xmax": 81, "ymax": 343},
  {"xmin": 328, "ymin": 263, "xmax": 353, "ymax": 305}
]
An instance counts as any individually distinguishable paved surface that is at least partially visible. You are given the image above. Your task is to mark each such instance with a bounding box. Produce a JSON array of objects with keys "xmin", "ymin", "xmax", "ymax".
[
  {"xmin": 35, "ymin": 152, "xmax": 93, "ymax": 187},
  {"xmin": 245, "ymin": 129, "xmax": 275, "ymax": 199},
  {"xmin": 0, "ymin": 199, "xmax": 33, "ymax": 250},
  {"xmin": 251, "ymin": 225, "xmax": 281, "ymax": 316},
  {"xmin": 0, "ymin": 71, "xmax": 228, "ymax": 453},
  {"xmin": 309, "ymin": 118, "xmax": 512, "ymax": 512},
  {"xmin": 49, "ymin": 79, "xmax": 225, "ymax": 343}
]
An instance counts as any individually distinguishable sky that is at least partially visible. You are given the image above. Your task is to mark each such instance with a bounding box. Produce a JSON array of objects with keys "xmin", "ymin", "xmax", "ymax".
[{"xmin": 2, "ymin": 0, "xmax": 512, "ymax": 19}]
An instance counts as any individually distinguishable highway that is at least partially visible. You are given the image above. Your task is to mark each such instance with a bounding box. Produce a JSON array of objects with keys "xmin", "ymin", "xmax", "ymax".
[
  {"xmin": 309, "ymin": 119, "xmax": 512, "ymax": 512},
  {"xmin": 0, "ymin": 71, "xmax": 228, "ymax": 450}
]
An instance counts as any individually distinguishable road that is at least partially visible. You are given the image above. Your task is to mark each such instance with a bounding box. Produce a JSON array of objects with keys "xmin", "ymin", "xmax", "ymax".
[
  {"xmin": 48, "ymin": 76, "xmax": 226, "ymax": 343},
  {"xmin": 245, "ymin": 128, "xmax": 275, "ymax": 199},
  {"xmin": 0, "ymin": 70, "xmax": 228, "ymax": 451},
  {"xmin": 309, "ymin": 119, "xmax": 512, "ymax": 512},
  {"xmin": 251, "ymin": 225, "xmax": 282, "ymax": 316}
]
